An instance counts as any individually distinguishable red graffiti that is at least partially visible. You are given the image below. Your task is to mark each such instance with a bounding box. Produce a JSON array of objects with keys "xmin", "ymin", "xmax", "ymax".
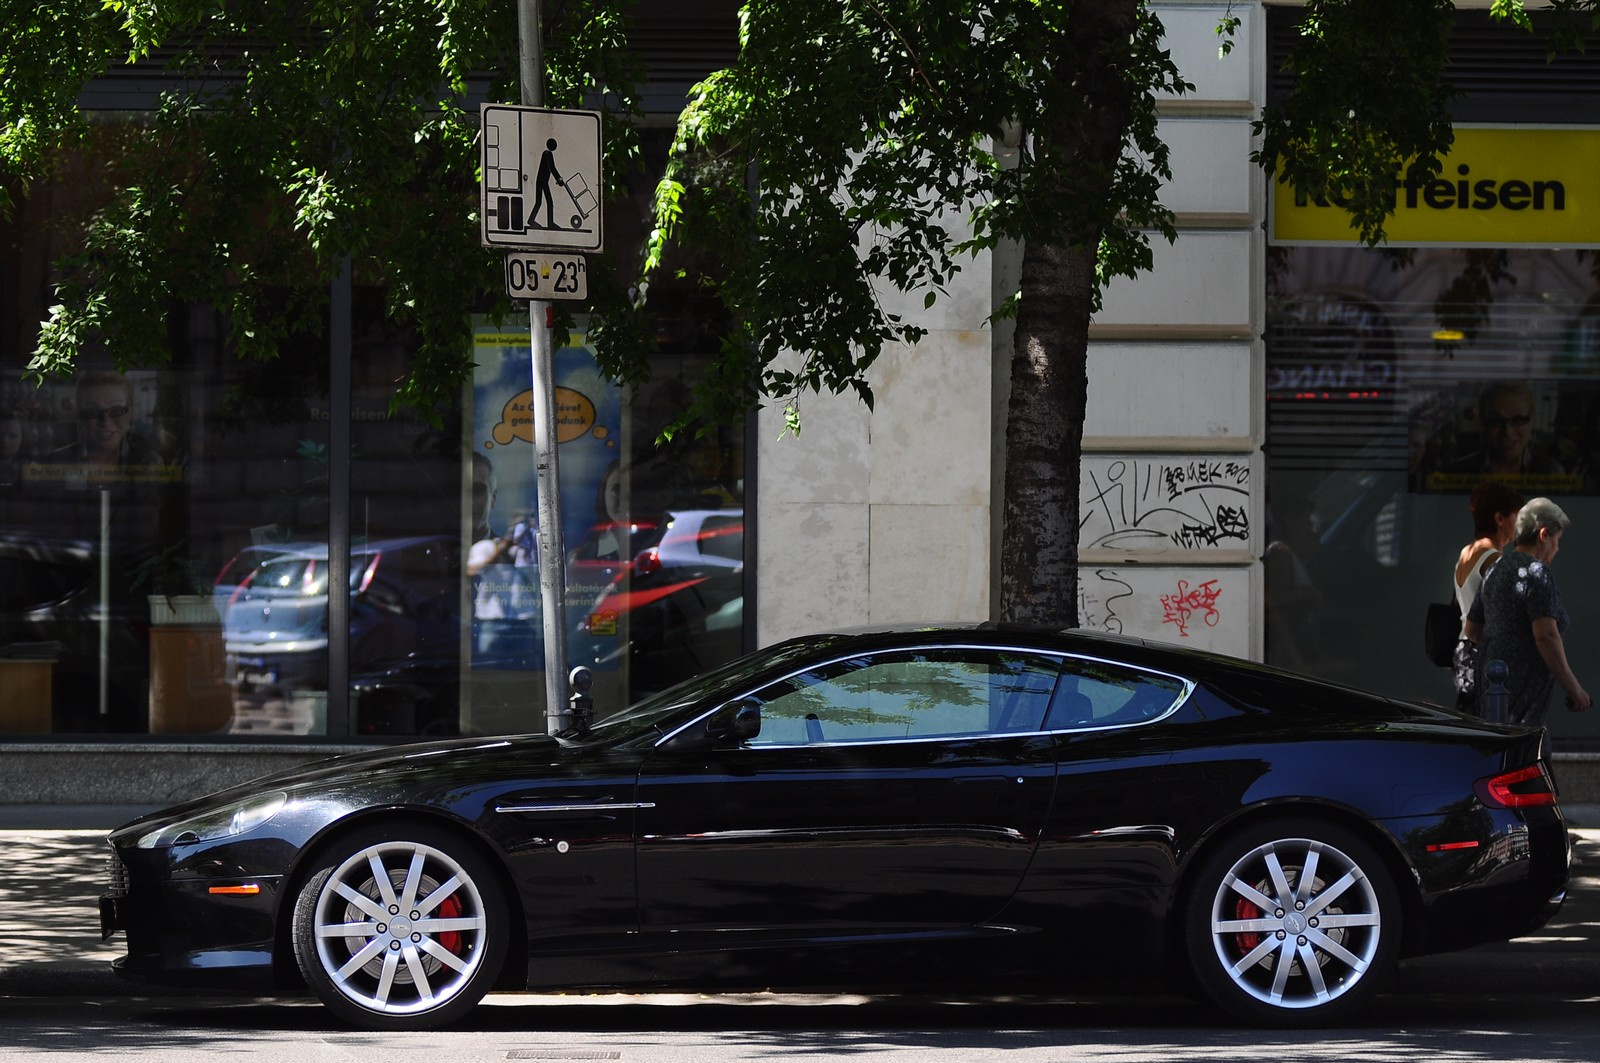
[{"xmin": 1161, "ymin": 578, "xmax": 1222, "ymax": 637}]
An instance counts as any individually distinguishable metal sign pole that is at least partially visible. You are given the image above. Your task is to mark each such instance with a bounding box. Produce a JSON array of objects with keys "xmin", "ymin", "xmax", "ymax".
[{"xmin": 516, "ymin": 0, "xmax": 570, "ymax": 734}]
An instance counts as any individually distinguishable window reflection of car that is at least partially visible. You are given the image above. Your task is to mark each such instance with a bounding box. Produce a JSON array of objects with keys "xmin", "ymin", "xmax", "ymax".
[
  {"xmin": 221, "ymin": 536, "xmax": 460, "ymax": 703},
  {"xmin": 566, "ymin": 519, "xmax": 660, "ymax": 588},
  {"xmin": 211, "ymin": 543, "xmax": 299, "ymax": 615},
  {"xmin": 582, "ymin": 568, "xmax": 744, "ymax": 697},
  {"xmin": 576, "ymin": 509, "xmax": 745, "ymax": 697},
  {"xmin": 0, "ymin": 534, "xmax": 147, "ymax": 731},
  {"xmin": 631, "ymin": 508, "xmax": 743, "ymax": 577},
  {"xmin": 569, "ymin": 508, "xmax": 743, "ymax": 591}
]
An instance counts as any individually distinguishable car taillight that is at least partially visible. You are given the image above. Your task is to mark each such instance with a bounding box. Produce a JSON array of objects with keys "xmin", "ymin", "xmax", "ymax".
[
  {"xmin": 1475, "ymin": 763, "xmax": 1558, "ymax": 809},
  {"xmin": 633, "ymin": 548, "xmax": 660, "ymax": 576},
  {"xmin": 356, "ymin": 555, "xmax": 379, "ymax": 594}
]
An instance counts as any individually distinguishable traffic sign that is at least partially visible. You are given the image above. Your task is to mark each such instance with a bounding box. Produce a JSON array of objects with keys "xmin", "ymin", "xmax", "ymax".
[
  {"xmin": 505, "ymin": 252, "xmax": 587, "ymax": 301},
  {"xmin": 481, "ymin": 104, "xmax": 603, "ymax": 251}
]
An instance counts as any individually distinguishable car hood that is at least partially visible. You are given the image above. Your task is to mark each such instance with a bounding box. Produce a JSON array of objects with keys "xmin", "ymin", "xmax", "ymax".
[
  {"xmin": 110, "ymin": 732, "xmax": 569, "ymax": 841},
  {"xmin": 261, "ymin": 732, "xmax": 567, "ymax": 787}
]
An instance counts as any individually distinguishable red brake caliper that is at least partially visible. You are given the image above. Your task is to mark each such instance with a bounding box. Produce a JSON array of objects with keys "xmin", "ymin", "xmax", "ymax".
[
  {"xmin": 1234, "ymin": 896, "xmax": 1262, "ymax": 955},
  {"xmin": 436, "ymin": 894, "xmax": 463, "ymax": 956}
]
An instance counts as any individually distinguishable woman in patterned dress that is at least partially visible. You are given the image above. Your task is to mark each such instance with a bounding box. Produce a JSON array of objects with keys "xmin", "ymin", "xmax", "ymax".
[{"xmin": 1464, "ymin": 497, "xmax": 1592, "ymax": 726}]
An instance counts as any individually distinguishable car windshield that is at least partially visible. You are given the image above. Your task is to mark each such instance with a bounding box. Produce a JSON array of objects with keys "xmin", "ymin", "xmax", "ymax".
[
  {"xmin": 578, "ymin": 634, "xmax": 848, "ymax": 747},
  {"xmin": 251, "ymin": 556, "xmax": 331, "ymax": 596}
]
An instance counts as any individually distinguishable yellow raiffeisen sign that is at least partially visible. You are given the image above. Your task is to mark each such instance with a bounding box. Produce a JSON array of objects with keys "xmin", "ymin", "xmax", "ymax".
[{"xmin": 1272, "ymin": 126, "xmax": 1600, "ymax": 247}]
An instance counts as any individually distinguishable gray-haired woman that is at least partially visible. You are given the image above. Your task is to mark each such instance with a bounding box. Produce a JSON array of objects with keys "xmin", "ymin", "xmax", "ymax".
[{"xmin": 1464, "ymin": 497, "xmax": 1592, "ymax": 725}]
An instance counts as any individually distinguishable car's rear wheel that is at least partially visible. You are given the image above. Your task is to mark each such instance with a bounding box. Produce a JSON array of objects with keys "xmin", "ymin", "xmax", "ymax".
[
  {"xmin": 1183, "ymin": 819, "xmax": 1399, "ymax": 1026},
  {"xmin": 291, "ymin": 822, "xmax": 508, "ymax": 1030}
]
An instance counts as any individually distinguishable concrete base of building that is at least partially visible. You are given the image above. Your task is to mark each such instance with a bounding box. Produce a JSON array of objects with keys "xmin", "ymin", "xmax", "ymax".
[{"xmin": 0, "ymin": 742, "xmax": 374, "ymax": 808}]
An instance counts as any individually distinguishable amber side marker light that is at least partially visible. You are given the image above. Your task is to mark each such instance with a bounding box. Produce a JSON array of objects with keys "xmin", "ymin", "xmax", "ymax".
[
  {"xmin": 1475, "ymin": 763, "xmax": 1558, "ymax": 809},
  {"xmin": 207, "ymin": 885, "xmax": 262, "ymax": 896}
]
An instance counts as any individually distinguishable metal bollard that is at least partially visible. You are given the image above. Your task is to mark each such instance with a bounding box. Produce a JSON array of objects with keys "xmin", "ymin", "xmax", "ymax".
[
  {"xmin": 1483, "ymin": 659, "xmax": 1509, "ymax": 724},
  {"xmin": 568, "ymin": 665, "xmax": 594, "ymax": 730}
]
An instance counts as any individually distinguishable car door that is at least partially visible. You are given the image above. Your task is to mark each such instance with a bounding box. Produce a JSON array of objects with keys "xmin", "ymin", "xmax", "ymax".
[
  {"xmin": 633, "ymin": 645, "xmax": 1061, "ymax": 937},
  {"xmin": 1018, "ymin": 655, "xmax": 1194, "ymax": 965}
]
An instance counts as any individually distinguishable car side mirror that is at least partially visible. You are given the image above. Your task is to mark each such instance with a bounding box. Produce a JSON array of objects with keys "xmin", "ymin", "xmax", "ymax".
[{"xmin": 706, "ymin": 698, "xmax": 761, "ymax": 743}]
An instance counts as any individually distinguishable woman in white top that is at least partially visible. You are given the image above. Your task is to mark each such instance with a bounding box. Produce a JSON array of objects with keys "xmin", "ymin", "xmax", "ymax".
[{"xmin": 1452, "ymin": 481, "xmax": 1524, "ymax": 713}]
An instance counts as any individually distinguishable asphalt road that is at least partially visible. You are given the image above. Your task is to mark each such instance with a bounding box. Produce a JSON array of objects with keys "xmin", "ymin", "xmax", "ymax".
[{"xmin": 0, "ymin": 978, "xmax": 1597, "ymax": 1063}]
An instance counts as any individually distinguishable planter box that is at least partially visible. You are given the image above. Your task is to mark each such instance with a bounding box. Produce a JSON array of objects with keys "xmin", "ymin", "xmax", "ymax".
[
  {"xmin": 147, "ymin": 595, "xmax": 232, "ymax": 734},
  {"xmin": 0, "ymin": 658, "xmax": 52, "ymax": 732}
]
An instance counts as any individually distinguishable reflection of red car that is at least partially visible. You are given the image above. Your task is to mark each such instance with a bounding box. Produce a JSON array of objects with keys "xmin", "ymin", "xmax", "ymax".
[
  {"xmin": 578, "ymin": 508, "xmax": 743, "ymax": 627},
  {"xmin": 577, "ymin": 509, "xmax": 745, "ymax": 698},
  {"xmin": 630, "ymin": 509, "xmax": 742, "ymax": 577},
  {"xmin": 580, "ymin": 567, "xmax": 744, "ymax": 697},
  {"xmin": 565, "ymin": 520, "xmax": 660, "ymax": 596}
]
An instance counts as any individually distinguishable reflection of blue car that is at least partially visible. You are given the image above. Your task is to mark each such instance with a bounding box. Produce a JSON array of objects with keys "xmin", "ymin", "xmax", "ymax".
[
  {"xmin": 221, "ymin": 537, "xmax": 460, "ymax": 698},
  {"xmin": 211, "ymin": 543, "xmax": 299, "ymax": 617}
]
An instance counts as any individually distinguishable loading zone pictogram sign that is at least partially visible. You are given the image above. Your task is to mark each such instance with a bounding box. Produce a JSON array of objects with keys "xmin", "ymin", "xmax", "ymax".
[{"xmin": 481, "ymin": 104, "xmax": 603, "ymax": 251}]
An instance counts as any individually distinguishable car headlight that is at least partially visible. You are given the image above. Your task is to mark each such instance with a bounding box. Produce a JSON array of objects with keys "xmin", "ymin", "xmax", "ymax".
[{"xmin": 134, "ymin": 792, "xmax": 289, "ymax": 849}]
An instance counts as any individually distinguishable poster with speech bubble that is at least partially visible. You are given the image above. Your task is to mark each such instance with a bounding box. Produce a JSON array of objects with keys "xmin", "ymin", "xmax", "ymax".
[{"xmin": 470, "ymin": 319, "xmax": 623, "ymax": 664}]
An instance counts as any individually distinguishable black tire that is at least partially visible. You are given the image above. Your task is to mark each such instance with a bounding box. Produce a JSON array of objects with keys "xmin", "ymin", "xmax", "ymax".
[
  {"xmin": 1182, "ymin": 818, "xmax": 1400, "ymax": 1027},
  {"xmin": 291, "ymin": 821, "xmax": 509, "ymax": 1030}
]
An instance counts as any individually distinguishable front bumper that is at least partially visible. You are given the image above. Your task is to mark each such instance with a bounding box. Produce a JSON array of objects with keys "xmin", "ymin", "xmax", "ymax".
[{"xmin": 101, "ymin": 840, "xmax": 289, "ymax": 984}]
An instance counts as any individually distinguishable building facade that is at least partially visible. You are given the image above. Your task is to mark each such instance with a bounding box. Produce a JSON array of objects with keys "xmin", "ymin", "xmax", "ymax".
[
  {"xmin": 4, "ymin": 2, "xmax": 1599, "ymax": 804},
  {"xmin": 753, "ymin": 1, "xmax": 1600, "ymax": 767}
]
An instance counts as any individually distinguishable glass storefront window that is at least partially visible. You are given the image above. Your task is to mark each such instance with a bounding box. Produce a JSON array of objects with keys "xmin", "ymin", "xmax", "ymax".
[
  {"xmin": 3, "ymin": 128, "xmax": 747, "ymax": 739},
  {"xmin": 1265, "ymin": 245, "xmax": 1600, "ymax": 744}
]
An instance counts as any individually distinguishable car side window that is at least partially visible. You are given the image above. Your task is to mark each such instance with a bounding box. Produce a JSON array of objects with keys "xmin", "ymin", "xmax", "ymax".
[
  {"xmin": 1043, "ymin": 657, "xmax": 1187, "ymax": 730},
  {"xmin": 698, "ymin": 516, "xmax": 743, "ymax": 562},
  {"xmin": 745, "ymin": 649, "xmax": 1061, "ymax": 747}
]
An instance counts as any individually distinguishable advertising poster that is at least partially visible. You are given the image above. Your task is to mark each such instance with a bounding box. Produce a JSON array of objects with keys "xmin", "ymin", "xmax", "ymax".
[
  {"xmin": 1411, "ymin": 379, "xmax": 1596, "ymax": 495},
  {"xmin": 467, "ymin": 319, "xmax": 624, "ymax": 727}
]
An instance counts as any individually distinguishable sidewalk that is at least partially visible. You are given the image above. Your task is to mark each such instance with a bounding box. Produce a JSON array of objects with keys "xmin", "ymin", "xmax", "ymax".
[
  {"xmin": 3, "ymin": 805, "xmax": 1598, "ymax": 999},
  {"xmin": 0, "ymin": 806, "xmax": 170, "ymax": 998}
]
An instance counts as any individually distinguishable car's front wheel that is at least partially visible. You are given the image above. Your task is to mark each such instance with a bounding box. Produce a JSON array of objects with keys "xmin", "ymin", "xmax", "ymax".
[
  {"xmin": 1183, "ymin": 819, "xmax": 1400, "ymax": 1026},
  {"xmin": 291, "ymin": 822, "xmax": 508, "ymax": 1029}
]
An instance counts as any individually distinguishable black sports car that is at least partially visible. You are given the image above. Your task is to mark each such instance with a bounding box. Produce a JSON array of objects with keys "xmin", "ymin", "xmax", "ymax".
[{"xmin": 99, "ymin": 626, "xmax": 1571, "ymax": 1029}]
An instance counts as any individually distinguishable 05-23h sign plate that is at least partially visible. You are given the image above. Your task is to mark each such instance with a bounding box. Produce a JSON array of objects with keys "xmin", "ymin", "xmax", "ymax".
[{"xmin": 504, "ymin": 252, "xmax": 587, "ymax": 301}]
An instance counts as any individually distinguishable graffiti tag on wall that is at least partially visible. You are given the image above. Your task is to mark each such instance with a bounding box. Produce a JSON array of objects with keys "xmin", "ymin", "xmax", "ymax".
[
  {"xmin": 1160, "ymin": 578, "xmax": 1222, "ymax": 637},
  {"xmin": 1080, "ymin": 456, "xmax": 1252, "ymax": 552},
  {"xmin": 1077, "ymin": 567, "xmax": 1245, "ymax": 656}
]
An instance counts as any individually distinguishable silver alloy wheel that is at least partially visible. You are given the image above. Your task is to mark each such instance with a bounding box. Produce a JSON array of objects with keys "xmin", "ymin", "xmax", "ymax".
[
  {"xmin": 1206, "ymin": 835, "xmax": 1382, "ymax": 1010},
  {"xmin": 310, "ymin": 840, "xmax": 489, "ymax": 1017}
]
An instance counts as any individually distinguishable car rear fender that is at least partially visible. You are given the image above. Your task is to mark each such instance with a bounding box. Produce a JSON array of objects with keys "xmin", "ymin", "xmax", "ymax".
[{"xmin": 1164, "ymin": 799, "xmax": 1427, "ymax": 968}]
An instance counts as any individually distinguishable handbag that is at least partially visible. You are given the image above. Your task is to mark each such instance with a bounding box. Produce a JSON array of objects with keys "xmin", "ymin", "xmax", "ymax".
[{"xmin": 1424, "ymin": 600, "xmax": 1459, "ymax": 668}]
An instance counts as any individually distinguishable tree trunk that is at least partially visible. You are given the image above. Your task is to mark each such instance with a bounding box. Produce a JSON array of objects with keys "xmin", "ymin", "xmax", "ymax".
[
  {"xmin": 1001, "ymin": 241, "xmax": 1095, "ymax": 626},
  {"xmin": 998, "ymin": 0, "xmax": 1139, "ymax": 627}
]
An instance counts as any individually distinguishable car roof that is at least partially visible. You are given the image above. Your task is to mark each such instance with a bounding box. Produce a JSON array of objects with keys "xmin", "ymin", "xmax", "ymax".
[
  {"xmin": 661, "ymin": 508, "xmax": 742, "ymax": 527},
  {"xmin": 775, "ymin": 622, "xmax": 1351, "ymax": 691}
]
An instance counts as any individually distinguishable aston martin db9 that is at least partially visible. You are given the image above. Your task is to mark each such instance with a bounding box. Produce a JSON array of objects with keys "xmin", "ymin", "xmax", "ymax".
[{"xmin": 99, "ymin": 625, "xmax": 1570, "ymax": 1029}]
